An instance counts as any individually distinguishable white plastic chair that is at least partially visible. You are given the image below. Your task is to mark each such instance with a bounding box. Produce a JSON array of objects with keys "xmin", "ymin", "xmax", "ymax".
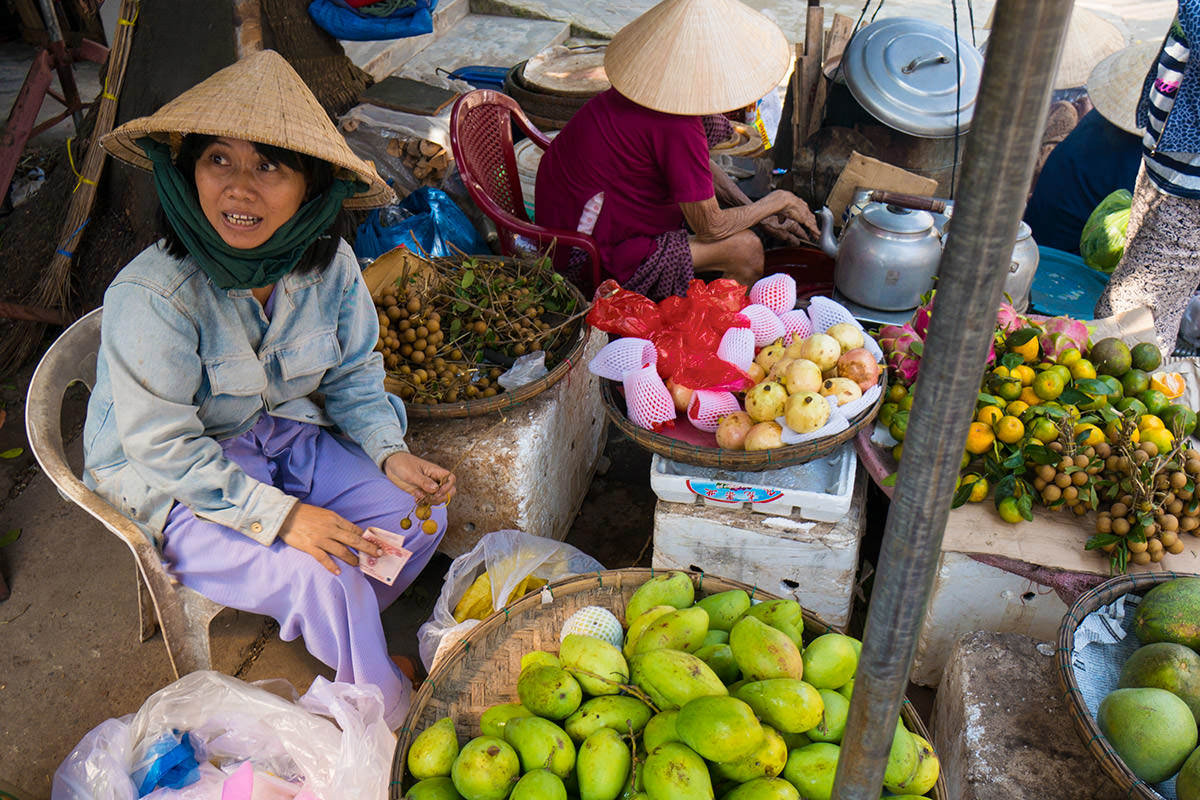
[{"xmin": 25, "ymin": 307, "xmax": 225, "ymax": 678}]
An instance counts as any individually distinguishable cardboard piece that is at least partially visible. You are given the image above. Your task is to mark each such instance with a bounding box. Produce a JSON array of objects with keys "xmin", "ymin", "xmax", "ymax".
[
  {"xmin": 361, "ymin": 76, "xmax": 459, "ymax": 116},
  {"xmin": 825, "ymin": 152, "xmax": 938, "ymax": 226}
]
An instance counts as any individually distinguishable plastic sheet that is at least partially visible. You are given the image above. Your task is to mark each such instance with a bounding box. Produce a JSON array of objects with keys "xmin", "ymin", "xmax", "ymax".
[
  {"xmin": 307, "ymin": 0, "xmax": 435, "ymax": 41},
  {"xmin": 354, "ymin": 187, "xmax": 489, "ymax": 261}
]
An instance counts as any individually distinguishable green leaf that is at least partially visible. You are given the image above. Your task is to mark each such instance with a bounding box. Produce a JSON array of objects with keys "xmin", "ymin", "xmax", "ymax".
[
  {"xmin": 1017, "ymin": 491, "xmax": 1034, "ymax": 521},
  {"xmin": 1000, "ymin": 352, "xmax": 1023, "ymax": 370},
  {"xmin": 996, "ymin": 473, "xmax": 1016, "ymax": 500},
  {"xmin": 449, "ymin": 318, "xmax": 462, "ymax": 334},
  {"xmin": 0, "ymin": 528, "xmax": 18, "ymax": 547},
  {"xmin": 1026, "ymin": 444, "xmax": 1059, "ymax": 465},
  {"xmin": 453, "ymin": 301, "xmax": 468, "ymax": 313},
  {"xmin": 1086, "ymin": 533, "xmax": 1120, "ymax": 550},
  {"xmin": 1074, "ymin": 378, "xmax": 1110, "ymax": 395},
  {"xmin": 978, "ymin": 392, "xmax": 1005, "ymax": 407},
  {"xmin": 1007, "ymin": 327, "xmax": 1040, "ymax": 347},
  {"xmin": 881, "ymin": 473, "xmax": 897, "ymax": 487},
  {"xmin": 951, "ymin": 481, "xmax": 972, "ymax": 507},
  {"xmin": 461, "ymin": 270, "xmax": 476, "ymax": 289},
  {"xmin": 1001, "ymin": 449, "xmax": 1025, "ymax": 470},
  {"xmin": 0, "ymin": 448, "xmax": 22, "ymax": 459},
  {"xmin": 910, "ymin": 341, "xmax": 924, "ymax": 357},
  {"xmin": 1060, "ymin": 388, "xmax": 1088, "ymax": 406}
]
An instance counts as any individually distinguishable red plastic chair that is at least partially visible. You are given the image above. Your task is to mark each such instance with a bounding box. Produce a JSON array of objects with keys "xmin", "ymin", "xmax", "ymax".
[{"xmin": 449, "ymin": 90, "xmax": 602, "ymax": 293}]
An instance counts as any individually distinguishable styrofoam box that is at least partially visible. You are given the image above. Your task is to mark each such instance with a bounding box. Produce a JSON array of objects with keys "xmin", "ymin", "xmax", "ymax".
[{"xmin": 650, "ymin": 442, "xmax": 857, "ymax": 522}]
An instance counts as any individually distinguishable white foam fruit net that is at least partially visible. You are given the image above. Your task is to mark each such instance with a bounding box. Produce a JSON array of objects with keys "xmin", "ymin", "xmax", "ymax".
[
  {"xmin": 560, "ymin": 605, "xmax": 624, "ymax": 648},
  {"xmin": 739, "ymin": 304, "xmax": 786, "ymax": 347},
  {"xmin": 717, "ymin": 326, "xmax": 755, "ymax": 372},
  {"xmin": 623, "ymin": 363, "xmax": 677, "ymax": 430},
  {"xmin": 687, "ymin": 389, "xmax": 742, "ymax": 432},
  {"xmin": 589, "ymin": 337, "xmax": 657, "ymax": 381},
  {"xmin": 778, "ymin": 309, "xmax": 814, "ymax": 339},
  {"xmin": 749, "ymin": 273, "xmax": 797, "ymax": 316},
  {"xmin": 806, "ymin": 296, "xmax": 884, "ymax": 360},
  {"xmin": 778, "ymin": 393, "xmax": 850, "ymax": 444}
]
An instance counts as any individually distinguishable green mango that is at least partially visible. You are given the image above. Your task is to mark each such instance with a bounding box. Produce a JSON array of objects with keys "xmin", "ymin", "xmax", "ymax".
[
  {"xmin": 503, "ymin": 715, "xmax": 576, "ymax": 778},
  {"xmin": 404, "ymin": 776, "xmax": 462, "ymax": 800},
  {"xmin": 742, "ymin": 600, "xmax": 804, "ymax": 646},
  {"xmin": 702, "ymin": 629, "xmax": 731, "ymax": 647},
  {"xmin": 778, "ymin": 730, "xmax": 811, "ymax": 751},
  {"xmin": 642, "ymin": 710, "xmax": 681, "ymax": 751},
  {"xmin": 450, "ymin": 736, "xmax": 520, "ymax": 800},
  {"xmin": 619, "ymin": 757, "xmax": 645, "ymax": 800},
  {"xmin": 633, "ymin": 607, "xmax": 710, "ymax": 654},
  {"xmin": 478, "ymin": 703, "xmax": 534, "ymax": 738},
  {"xmin": 565, "ymin": 695, "xmax": 654, "ymax": 743},
  {"xmin": 836, "ymin": 679, "xmax": 854, "ymax": 702},
  {"xmin": 694, "ymin": 643, "xmax": 740, "ymax": 685},
  {"xmin": 695, "ymin": 590, "xmax": 751, "ymax": 632},
  {"xmin": 578, "ymin": 727, "xmax": 632, "ymax": 800},
  {"xmin": 800, "ymin": 633, "xmax": 859, "ymax": 690},
  {"xmin": 642, "ymin": 742, "xmax": 712, "ymax": 800},
  {"xmin": 626, "ymin": 572, "xmax": 695, "ymax": 623},
  {"xmin": 781, "ymin": 743, "xmax": 840, "ymax": 800},
  {"xmin": 521, "ymin": 650, "xmax": 561, "ymax": 673},
  {"xmin": 561, "ymin": 633, "xmax": 630, "ymax": 696},
  {"xmin": 623, "ymin": 606, "xmax": 677, "ymax": 658},
  {"xmin": 408, "ymin": 717, "xmax": 460, "ymax": 780},
  {"xmin": 510, "ymin": 769, "xmax": 567, "ymax": 800},
  {"xmin": 729, "ymin": 617, "xmax": 803, "ymax": 681},
  {"xmin": 676, "ymin": 695, "xmax": 763, "ymax": 762},
  {"xmin": 629, "ymin": 649, "xmax": 727, "ymax": 710},
  {"xmin": 734, "ymin": 679, "xmax": 823, "ymax": 734},
  {"xmin": 517, "ymin": 665, "xmax": 583, "ymax": 720},
  {"xmin": 711, "ymin": 724, "xmax": 788, "ymax": 783},
  {"xmin": 719, "ymin": 776, "xmax": 799, "ymax": 800},
  {"xmin": 889, "ymin": 733, "xmax": 939, "ymax": 796},
  {"xmin": 881, "ymin": 720, "xmax": 920, "ymax": 794},
  {"xmin": 806, "ymin": 690, "xmax": 849, "ymax": 744}
]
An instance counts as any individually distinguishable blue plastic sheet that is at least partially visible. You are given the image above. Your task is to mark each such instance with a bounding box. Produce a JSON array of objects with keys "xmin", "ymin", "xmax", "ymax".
[
  {"xmin": 1029, "ymin": 245, "xmax": 1110, "ymax": 319},
  {"xmin": 354, "ymin": 186, "xmax": 490, "ymax": 261},
  {"xmin": 307, "ymin": 0, "xmax": 436, "ymax": 41},
  {"xmin": 131, "ymin": 731, "xmax": 200, "ymax": 797}
]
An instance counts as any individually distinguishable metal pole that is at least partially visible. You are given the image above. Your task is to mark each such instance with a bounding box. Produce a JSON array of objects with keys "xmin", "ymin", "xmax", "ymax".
[{"xmin": 831, "ymin": 1, "xmax": 1075, "ymax": 797}]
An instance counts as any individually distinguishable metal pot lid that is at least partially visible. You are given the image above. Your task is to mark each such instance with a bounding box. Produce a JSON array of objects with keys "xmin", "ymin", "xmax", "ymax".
[
  {"xmin": 1015, "ymin": 220, "xmax": 1032, "ymax": 241},
  {"xmin": 861, "ymin": 203, "xmax": 935, "ymax": 234},
  {"xmin": 842, "ymin": 16, "xmax": 983, "ymax": 137}
]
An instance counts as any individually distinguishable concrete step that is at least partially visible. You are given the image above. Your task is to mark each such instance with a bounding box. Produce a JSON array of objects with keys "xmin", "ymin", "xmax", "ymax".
[
  {"xmin": 340, "ymin": 0, "xmax": 471, "ymax": 81},
  {"xmin": 390, "ymin": 12, "xmax": 570, "ymax": 90}
]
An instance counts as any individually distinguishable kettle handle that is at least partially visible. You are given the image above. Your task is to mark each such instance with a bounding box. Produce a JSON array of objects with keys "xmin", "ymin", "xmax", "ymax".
[{"xmin": 869, "ymin": 191, "xmax": 947, "ymax": 213}]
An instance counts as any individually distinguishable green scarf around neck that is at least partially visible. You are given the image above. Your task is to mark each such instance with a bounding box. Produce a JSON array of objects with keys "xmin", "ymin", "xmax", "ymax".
[{"xmin": 140, "ymin": 137, "xmax": 362, "ymax": 290}]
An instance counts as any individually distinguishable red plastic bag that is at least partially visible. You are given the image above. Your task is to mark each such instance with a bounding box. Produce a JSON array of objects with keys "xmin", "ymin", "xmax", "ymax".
[
  {"xmin": 586, "ymin": 280, "xmax": 663, "ymax": 339},
  {"xmin": 670, "ymin": 352, "xmax": 753, "ymax": 393},
  {"xmin": 685, "ymin": 278, "xmax": 750, "ymax": 314}
]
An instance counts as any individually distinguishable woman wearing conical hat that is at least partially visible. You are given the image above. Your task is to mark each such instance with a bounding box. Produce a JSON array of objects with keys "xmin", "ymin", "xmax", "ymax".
[
  {"xmin": 86, "ymin": 50, "xmax": 454, "ymax": 727},
  {"xmin": 535, "ymin": 0, "xmax": 819, "ymax": 301}
]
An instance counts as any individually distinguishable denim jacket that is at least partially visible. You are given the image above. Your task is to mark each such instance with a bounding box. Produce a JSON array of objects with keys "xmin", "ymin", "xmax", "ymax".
[
  {"xmin": 1137, "ymin": 5, "xmax": 1200, "ymax": 155},
  {"xmin": 82, "ymin": 239, "xmax": 410, "ymax": 548}
]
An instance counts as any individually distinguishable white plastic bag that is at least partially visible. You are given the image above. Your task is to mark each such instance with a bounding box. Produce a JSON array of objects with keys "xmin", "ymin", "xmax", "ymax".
[
  {"xmin": 417, "ymin": 531, "xmax": 604, "ymax": 672},
  {"xmin": 52, "ymin": 672, "xmax": 394, "ymax": 800}
]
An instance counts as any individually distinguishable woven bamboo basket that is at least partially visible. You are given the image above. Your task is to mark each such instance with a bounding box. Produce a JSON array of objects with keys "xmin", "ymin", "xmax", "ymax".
[
  {"xmin": 391, "ymin": 568, "xmax": 946, "ymax": 799},
  {"xmin": 600, "ymin": 377, "xmax": 884, "ymax": 471},
  {"xmin": 366, "ymin": 250, "xmax": 590, "ymax": 419},
  {"xmin": 1056, "ymin": 571, "xmax": 1200, "ymax": 799}
]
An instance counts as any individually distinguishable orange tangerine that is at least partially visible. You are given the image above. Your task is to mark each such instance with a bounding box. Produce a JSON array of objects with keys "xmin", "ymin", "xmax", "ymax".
[
  {"xmin": 1012, "ymin": 364, "xmax": 1036, "ymax": 386},
  {"xmin": 961, "ymin": 473, "xmax": 989, "ymax": 503},
  {"xmin": 1105, "ymin": 420, "xmax": 1139, "ymax": 443},
  {"xmin": 997, "ymin": 496, "xmax": 1024, "ymax": 524},
  {"xmin": 1139, "ymin": 414, "xmax": 1166, "ymax": 431},
  {"xmin": 1069, "ymin": 359, "xmax": 1097, "ymax": 380},
  {"xmin": 1058, "ymin": 347, "xmax": 1082, "ymax": 367},
  {"xmin": 965, "ymin": 422, "xmax": 995, "ymax": 455},
  {"xmin": 1073, "ymin": 423, "xmax": 1105, "ymax": 447},
  {"xmin": 976, "ymin": 405, "xmax": 1004, "ymax": 426},
  {"xmin": 1150, "ymin": 371, "xmax": 1186, "ymax": 400},
  {"xmin": 1032, "ymin": 369, "xmax": 1065, "ymax": 401},
  {"xmin": 1141, "ymin": 427, "xmax": 1175, "ymax": 454},
  {"xmin": 1030, "ymin": 417, "xmax": 1059, "ymax": 443},
  {"xmin": 994, "ymin": 415, "xmax": 1025, "ymax": 445},
  {"xmin": 1006, "ymin": 400, "xmax": 1031, "ymax": 418},
  {"xmin": 1019, "ymin": 386, "xmax": 1042, "ymax": 407}
]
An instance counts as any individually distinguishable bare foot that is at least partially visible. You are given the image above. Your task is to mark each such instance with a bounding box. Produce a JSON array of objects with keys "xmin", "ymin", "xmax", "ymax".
[{"xmin": 391, "ymin": 654, "xmax": 418, "ymax": 683}]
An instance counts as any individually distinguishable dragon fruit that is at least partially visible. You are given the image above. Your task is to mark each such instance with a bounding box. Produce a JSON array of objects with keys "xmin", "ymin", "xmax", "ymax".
[
  {"xmin": 995, "ymin": 301, "xmax": 1027, "ymax": 335},
  {"xmin": 1038, "ymin": 316, "xmax": 1090, "ymax": 360},
  {"xmin": 912, "ymin": 298, "xmax": 934, "ymax": 340},
  {"xmin": 878, "ymin": 322, "xmax": 924, "ymax": 386}
]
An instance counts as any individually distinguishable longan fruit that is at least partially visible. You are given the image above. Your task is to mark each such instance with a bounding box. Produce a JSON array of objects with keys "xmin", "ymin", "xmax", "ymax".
[
  {"xmin": 1172, "ymin": 471, "xmax": 1190, "ymax": 490},
  {"xmin": 1159, "ymin": 514, "xmax": 1180, "ymax": 532},
  {"xmin": 1169, "ymin": 538, "xmax": 1187, "ymax": 554},
  {"xmin": 1074, "ymin": 454, "xmax": 1090, "ymax": 469},
  {"xmin": 1169, "ymin": 499, "xmax": 1185, "ymax": 515},
  {"xmin": 1111, "ymin": 502, "xmax": 1129, "ymax": 518},
  {"xmin": 413, "ymin": 338, "xmax": 428, "ymax": 352},
  {"xmin": 1131, "ymin": 550, "xmax": 1153, "ymax": 565},
  {"xmin": 1042, "ymin": 484, "xmax": 1061, "ymax": 502},
  {"xmin": 1037, "ymin": 464, "xmax": 1056, "ymax": 483},
  {"xmin": 421, "ymin": 519, "xmax": 439, "ymax": 535},
  {"xmin": 1072, "ymin": 503, "xmax": 1088, "ymax": 516},
  {"xmin": 411, "ymin": 351, "xmax": 425, "ymax": 364},
  {"xmin": 1112, "ymin": 517, "xmax": 1131, "ymax": 536},
  {"xmin": 414, "ymin": 504, "xmax": 432, "ymax": 520},
  {"xmin": 1182, "ymin": 516, "xmax": 1200, "ymax": 532},
  {"xmin": 416, "ymin": 325, "xmax": 429, "ymax": 339},
  {"xmin": 387, "ymin": 305, "xmax": 402, "ymax": 320},
  {"xmin": 483, "ymin": 387, "xmax": 498, "ymax": 398},
  {"xmin": 406, "ymin": 297, "xmax": 421, "ymax": 313},
  {"xmin": 399, "ymin": 517, "xmax": 412, "ymax": 530},
  {"xmin": 427, "ymin": 319, "xmax": 441, "ymax": 334},
  {"xmin": 1096, "ymin": 514, "xmax": 1112, "ymax": 534},
  {"xmin": 1128, "ymin": 539, "xmax": 1149, "ymax": 554},
  {"xmin": 1033, "ymin": 476, "xmax": 1048, "ymax": 492},
  {"xmin": 1133, "ymin": 449, "xmax": 1151, "ymax": 465},
  {"xmin": 397, "ymin": 319, "xmax": 412, "ymax": 332},
  {"xmin": 1054, "ymin": 472, "xmax": 1072, "ymax": 489},
  {"xmin": 1094, "ymin": 442, "xmax": 1111, "ymax": 459},
  {"xmin": 1072, "ymin": 470, "xmax": 1089, "ymax": 486},
  {"xmin": 1161, "ymin": 530, "xmax": 1180, "ymax": 548},
  {"xmin": 400, "ymin": 344, "xmax": 414, "ymax": 358},
  {"xmin": 1141, "ymin": 442, "xmax": 1160, "ymax": 458}
]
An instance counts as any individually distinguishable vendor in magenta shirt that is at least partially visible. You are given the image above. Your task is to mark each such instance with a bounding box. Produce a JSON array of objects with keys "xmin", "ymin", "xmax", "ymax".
[{"xmin": 534, "ymin": 0, "xmax": 819, "ymax": 300}]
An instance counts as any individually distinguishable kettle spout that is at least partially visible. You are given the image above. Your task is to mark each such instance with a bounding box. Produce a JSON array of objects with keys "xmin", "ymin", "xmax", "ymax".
[{"xmin": 816, "ymin": 207, "xmax": 838, "ymax": 259}]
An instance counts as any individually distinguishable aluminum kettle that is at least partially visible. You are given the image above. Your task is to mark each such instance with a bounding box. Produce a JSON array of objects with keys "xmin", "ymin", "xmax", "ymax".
[{"xmin": 817, "ymin": 203, "xmax": 943, "ymax": 312}]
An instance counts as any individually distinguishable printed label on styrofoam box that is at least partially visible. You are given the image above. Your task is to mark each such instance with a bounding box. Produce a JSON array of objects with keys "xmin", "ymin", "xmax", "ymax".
[{"xmin": 686, "ymin": 480, "xmax": 783, "ymax": 504}]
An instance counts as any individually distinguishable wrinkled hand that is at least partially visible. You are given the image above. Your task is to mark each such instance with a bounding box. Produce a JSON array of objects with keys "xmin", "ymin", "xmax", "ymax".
[
  {"xmin": 385, "ymin": 451, "xmax": 456, "ymax": 506},
  {"xmin": 278, "ymin": 502, "xmax": 381, "ymax": 575},
  {"xmin": 769, "ymin": 190, "xmax": 821, "ymax": 239},
  {"xmin": 759, "ymin": 214, "xmax": 809, "ymax": 245}
]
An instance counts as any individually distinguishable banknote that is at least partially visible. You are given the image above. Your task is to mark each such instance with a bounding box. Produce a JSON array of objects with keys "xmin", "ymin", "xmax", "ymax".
[{"xmin": 359, "ymin": 527, "xmax": 413, "ymax": 586}]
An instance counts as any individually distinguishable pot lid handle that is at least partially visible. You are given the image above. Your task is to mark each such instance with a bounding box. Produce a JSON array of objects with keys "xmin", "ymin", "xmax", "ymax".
[{"xmin": 902, "ymin": 52, "xmax": 950, "ymax": 74}]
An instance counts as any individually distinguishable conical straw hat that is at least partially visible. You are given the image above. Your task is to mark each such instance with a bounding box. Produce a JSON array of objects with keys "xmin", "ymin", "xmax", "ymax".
[
  {"xmin": 102, "ymin": 49, "xmax": 393, "ymax": 209},
  {"xmin": 1054, "ymin": 7, "xmax": 1126, "ymax": 89},
  {"xmin": 603, "ymin": 0, "xmax": 791, "ymax": 116},
  {"xmin": 1087, "ymin": 41, "xmax": 1161, "ymax": 135}
]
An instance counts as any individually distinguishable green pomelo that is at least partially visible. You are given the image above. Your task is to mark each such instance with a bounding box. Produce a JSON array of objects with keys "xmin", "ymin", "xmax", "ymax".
[
  {"xmin": 1119, "ymin": 642, "xmax": 1200, "ymax": 724},
  {"xmin": 450, "ymin": 736, "xmax": 520, "ymax": 800},
  {"xmin": 1121, "ymin": 368, "xmax": 1151, "ymax": 397},
  {"xmin": 1091, "ymin": 337, "xmax": 1131, "ymax": 377},
  {"xmin": 1098, "ymin": 687, "xmax": 1198, "ymax": 783},
  {"xmin": 1132, "ymin": 341, "xmax": 1163, "ymax": 372},
  {"xmin": 1177, "ymin": 745, "xmax": 1200, "ymax": 800},
  {"xmin": 1134, "ymin": 578, "xmax": 1200, "ymax": 650}
]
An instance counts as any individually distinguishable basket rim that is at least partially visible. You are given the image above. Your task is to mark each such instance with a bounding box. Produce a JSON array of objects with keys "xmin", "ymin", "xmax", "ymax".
[
  {"xmin": 600, "ymin": 376, "xmax": 883, "ymax": 470},
  {"xmin": 394, "ymin": 256, "xmax": 591, "ymax": 419},
  {"xmin": 1054, "ymin": 570, "xmax": 1200, "ymax": 799},
  {"xmin": 391, "ymin": 567, "xmax": 945, "ymax": 800}
]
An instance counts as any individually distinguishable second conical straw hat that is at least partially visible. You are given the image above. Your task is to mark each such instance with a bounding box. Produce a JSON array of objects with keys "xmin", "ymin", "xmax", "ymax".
[
  {"xmin": 101, "ymin": 50, "xmax": 393, "ymax": 209},
  {"xmin": 1087, "ymin": 41, "xmax": 1161, "ymax": 135},
  {"xmin": 1054, "ymin": 7, "xmax": 1126, "ymax": 89},
  {"xmin": 603, "ymin": 0, "xmax": 791, "ymax": 116}
]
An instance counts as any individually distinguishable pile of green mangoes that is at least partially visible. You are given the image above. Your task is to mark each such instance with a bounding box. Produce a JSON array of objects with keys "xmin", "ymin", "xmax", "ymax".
[
  {"xmin": 1096, "ymin": 576, "xmax": 1200, "ymax": 795},
  {"xmin": 401, "ymin": 571, "xmax": 941, "ymax": 800}
]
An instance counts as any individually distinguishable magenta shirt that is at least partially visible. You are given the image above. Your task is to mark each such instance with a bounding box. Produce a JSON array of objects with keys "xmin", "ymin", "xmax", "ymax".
[{"xmin": 534, "ymin": 89, "xmax": 715, "ymax": 283}]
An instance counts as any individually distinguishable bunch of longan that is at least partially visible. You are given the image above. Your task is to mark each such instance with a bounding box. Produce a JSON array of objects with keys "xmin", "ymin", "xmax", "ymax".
[{"xmin": 1031, "ymin": 441, "xmax": 1107, "ymax": 516}]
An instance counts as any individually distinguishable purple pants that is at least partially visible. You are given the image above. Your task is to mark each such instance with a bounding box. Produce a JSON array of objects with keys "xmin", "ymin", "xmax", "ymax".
[{"xmin": 161, "ymin": 415, "xmax": 446, "ymax": 728}]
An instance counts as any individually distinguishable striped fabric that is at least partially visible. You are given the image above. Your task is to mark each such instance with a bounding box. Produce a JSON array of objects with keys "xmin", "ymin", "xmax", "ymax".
[{"xmin": 1144, "ymin": 22, "xmax": 1200, "ymax": 197}]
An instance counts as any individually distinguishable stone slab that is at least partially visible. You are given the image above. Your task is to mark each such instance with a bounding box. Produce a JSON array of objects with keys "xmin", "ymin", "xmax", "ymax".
[
  {"xmin": 912, "ymin": 550, "xmax": 1069, "ymax": 687},
  {"xmin": 340, "ymin": 0, "xmax": 471, "ymax": 81},
  {"xmin": 931, "ymin": 631, "xmax": 1124, "ymax": 800},
  {"xmin": 391, "ymin": 13, "xmax": 570, "ymax": 90},
  {"xmin": 651, "ymin": 467, "xmax": 866, "ymax": 629},
  {"xmin": 403, "ymin": 331, "xmax": 607, "ymax": 557}
]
